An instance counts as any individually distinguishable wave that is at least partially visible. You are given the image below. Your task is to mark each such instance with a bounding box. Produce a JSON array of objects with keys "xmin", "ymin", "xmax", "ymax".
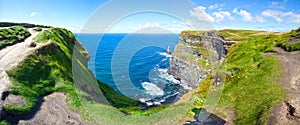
[
  {"xmin": 139, "ymin": 98, "xmax": 151, "ymax": 103},
  {"xmin": 157, "ymin": 68, "xmax": 192, "ymax": 90},
  {"xmin": 158, "ymin": 52, "xmax": 172, "ymax": 58},
  {"xmin": 141, "ymin": 82, "xmax": 164, "ymax": 96}
]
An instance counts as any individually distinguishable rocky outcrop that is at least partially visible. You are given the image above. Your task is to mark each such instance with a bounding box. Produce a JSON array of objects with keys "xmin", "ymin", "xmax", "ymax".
[{"xmin": 168, "ymin": 31, "xmax": 228, "ymax": 88}]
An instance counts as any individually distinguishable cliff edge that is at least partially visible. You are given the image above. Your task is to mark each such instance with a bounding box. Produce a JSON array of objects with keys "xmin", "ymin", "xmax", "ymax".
[{"xmin": 0, "ymin": 24, "xmax": 138, "ymax": 124}]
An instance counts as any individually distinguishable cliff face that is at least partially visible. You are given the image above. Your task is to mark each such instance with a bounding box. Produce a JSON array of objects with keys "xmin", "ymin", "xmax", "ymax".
[{"xmin": 168, "ymin": 31, "xmax": 227, "ymax": 88}]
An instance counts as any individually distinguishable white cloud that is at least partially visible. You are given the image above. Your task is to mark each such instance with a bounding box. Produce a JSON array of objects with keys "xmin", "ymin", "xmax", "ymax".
[
  {"xmin": 142, "ymin": 22, "xmax": 160, "ymax": 28},
  {"xmin": 255, "ymin": 15, "xmax": 266, "ymax": 23},
  {"xmin": 184, "ymin": 19, "xmax": 193, "ymax": 26},
  {"xmin": 208, "ymin": 3, "xmax": 225, "ymax": 10},
  {"xmin": 190, "ymin": 6, "xmax": 233, "ymax": 23},
  {"xmin": 268, "ymin": 0, "xmax": 287, "ymax": 10},
  {"xmin": 29, "ymin": 12, "xmax": 41, "ymax": 17},
  {"xmin": 233, "ymin": 8, "xmax": 253, "ymax": 22},
  {"xmin": 261, "ymin": 10, "xmax": 300, "ymax": 24},
  {"xmin": 189, "ymin": 6, "xmax": 214, "ymax": 22},
  {"xmin": 208, "ymin": 4, "xmax": 219, "ymax": 10},
  {"xmin": 288, "ymin": 13, "xmax": 300, "ymax": 24},
  {"xmin": 66, "ymin": 25, "xmax": 80, "ymax": 32},
  {"xmin": 212, "ymin": 11, "xmax": 234, "ymax": 23},
  {"xmin": 262, "ymin": 10, "xmax": 284, "ymax": 22}
]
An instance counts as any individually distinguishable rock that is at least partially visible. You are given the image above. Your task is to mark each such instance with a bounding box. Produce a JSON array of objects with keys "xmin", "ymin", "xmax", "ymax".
[
  {"xmin": 286, "ymin": 99, "xmax": 300, "ymax": 118},
  {"xmin": 168, "ymin": 31, "xmax": 228, "ymax": 89},
  {"xmin": 17, "ymin": 93, "xmax": 86, "ymax": 125},
  {"xmin": 29, "ymin": 41, "xmax": 37, "ymax": 47},
  {"xmin": 3, "ymin": 94, "xmax": 26, "ymax": 107}
]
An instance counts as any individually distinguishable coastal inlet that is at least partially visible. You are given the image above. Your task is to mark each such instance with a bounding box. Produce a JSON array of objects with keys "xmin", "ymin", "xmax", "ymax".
[{"xmin": 76, "ymin": 33, "xmax": 191, "ymax": 106}]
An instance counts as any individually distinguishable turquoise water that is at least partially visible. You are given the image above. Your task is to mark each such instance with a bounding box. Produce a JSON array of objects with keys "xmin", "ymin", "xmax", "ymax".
[{"xmin": 76, "ymin": 33, "xmax": 189, "ymax": 106}]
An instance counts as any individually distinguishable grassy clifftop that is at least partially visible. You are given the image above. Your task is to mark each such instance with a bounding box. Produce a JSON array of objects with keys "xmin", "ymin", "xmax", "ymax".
[
  {"xmin": 4, "ymin": 28, "xmax": 139, "ymax": 117},
  {"xmin": 0, "ymin": 26, "xmax": 31, "ymax": 49},
  {"xmin": 1, "ymin": 26, "xmax": 195, "ymax": 125},
  {"xmin": 177, "ymin": 28, "xmax": 300, "ymax": 124},
  {"xmin": 217, "ymin": 30, "xmax": 284, "ymax": 124},
  {"xmin": 186, "ymin": 28, "xmax": 298, "ymax": 124}
]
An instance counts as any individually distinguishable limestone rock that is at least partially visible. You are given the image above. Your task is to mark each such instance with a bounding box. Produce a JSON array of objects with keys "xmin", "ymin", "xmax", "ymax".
[{"xmin": 168, "ymin": 31, "xmax": 228, "ymax": 89}]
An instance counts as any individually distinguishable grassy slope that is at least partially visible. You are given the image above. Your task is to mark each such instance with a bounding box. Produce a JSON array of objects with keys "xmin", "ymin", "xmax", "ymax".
[
  {"xmin": 217, "ymin": 29, "xmax": 284, "ymax": 124},
  {"xmin": 173, "ymin": 29, "xmax": 286, "ymax": 125},
  {"xmin": 4, "ymin": 27, "xmax": 297, "ymax": 124},
  {"xmin": 5, "ymin": 28, "xmax": 139, "ymax": 116},
  {"xmin": 81, "ymin": 29, "xmax": 287, "ymax": 124},
  {"xmin": 275, "ymin": 27, "xmax": 300, "ymax": 51},
  {"xmin": 0, "ymin": 26, "xmax": 31, "ymax": 49},
  {"xmin": 4, "ymin": 28, "xmax": 195, "ymax": 125}
]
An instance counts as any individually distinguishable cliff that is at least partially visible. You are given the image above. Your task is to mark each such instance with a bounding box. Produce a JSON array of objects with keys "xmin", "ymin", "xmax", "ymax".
[
  {"xmin": 168, "ymin": 31, "xmax": 227, "ymax": 89},
  {"xmin": 0, "ymin": 25, "xmax": 138, "ymax": 124},
  {"xmin": 171, "ymin": 29, "xmax": 300, "ymax": 125}
]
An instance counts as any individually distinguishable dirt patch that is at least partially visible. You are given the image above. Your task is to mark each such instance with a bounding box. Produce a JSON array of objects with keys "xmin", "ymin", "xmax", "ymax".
[
  {"xmin": 265, "ymin": 47, "xmax": 300, "ymax": 125},
  {"xmin": 11, "ymin": 92, "xmax": 87, "ymax": 125},
  {"xmin": 3, "ymin": 94, "xmax": 26, "ymax": 106}
]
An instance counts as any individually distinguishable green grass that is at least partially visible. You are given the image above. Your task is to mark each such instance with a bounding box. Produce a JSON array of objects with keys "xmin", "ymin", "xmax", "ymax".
[
  {"xmin": 0, "ymin": 121, "xmax": 8, "ymax": 125},
  {"xmin": 180, "ymin": 30, "xmax": 203, "ymax": 38},
  {"xmin": 33, "ymin": 27, "xmax": 43, "ymax": 31},
  {"xmin": 33, "ymin": 30, "xmax": 51, "ymax": 43},
  {"xmin": 174, "ymin": 51, "xmax": 198, "ymax": 62},
  {"xmin": 0, "ymin": 26, "xmax": 31, "ymax": 49},
  {"xmin": 5, "ymin": 28, "xmax": 139, "ymax": 116},
  {"xmin": 119, "ymin": 105, "xmax": 169, "ymax": 116},
  {"xmin": 175, "ymin": 30, "xmax": 286, "ymax": 124},
  {"xmin": 77, "ymin": 98, "xmax": 193, "ymax": 125},
  {"xmin": 216, "ymin": 31, "xmax": 284, "ymax": 124},
  {"xmin": 275, "ymin": 27, "xmax": 300, "ymax": 51},
  {"xmin": 4, "ymin": 28, "xmax": 295, "ymax": 124},
  {"xmin": 218, "ymin": 29, "xmax": 265, "ymax": 41}
]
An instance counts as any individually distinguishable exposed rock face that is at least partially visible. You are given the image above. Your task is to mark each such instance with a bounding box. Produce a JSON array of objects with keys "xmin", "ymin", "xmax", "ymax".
[{"xmin": 168, "ymin": 31, "xmax": 227, "ymax": 88}]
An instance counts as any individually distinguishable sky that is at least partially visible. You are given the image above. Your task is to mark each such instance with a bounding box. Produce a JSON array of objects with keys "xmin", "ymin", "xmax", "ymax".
[{"xmin": 1, "ymin": 0, "xmax": 300, "ymax": 33}]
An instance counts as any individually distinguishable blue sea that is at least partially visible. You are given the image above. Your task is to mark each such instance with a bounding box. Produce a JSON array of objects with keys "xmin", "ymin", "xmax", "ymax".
[{"xmin": 75, "ymin": 33, "xmax": 190, "ymax": 106}]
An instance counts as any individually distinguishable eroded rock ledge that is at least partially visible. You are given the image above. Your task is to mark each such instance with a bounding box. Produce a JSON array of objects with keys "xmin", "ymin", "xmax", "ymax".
[{"xmin": 168, "ymin": 31, "xmax": 232, "ymax": 89}]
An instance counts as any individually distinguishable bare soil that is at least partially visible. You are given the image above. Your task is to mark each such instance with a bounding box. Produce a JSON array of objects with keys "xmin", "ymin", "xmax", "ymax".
[
  {"xmin": 266, "ymin": 47, "xmax": 300, "ymax": 125},
  {"xmin": 17, "ymin": 93, "xmax": 86, "ymax": 125}
]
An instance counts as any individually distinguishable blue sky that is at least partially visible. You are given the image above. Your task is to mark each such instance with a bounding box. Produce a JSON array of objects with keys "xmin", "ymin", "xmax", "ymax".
[{"xmin": 1, "ymin": 0, "xmax": 299, "ymax": 33}]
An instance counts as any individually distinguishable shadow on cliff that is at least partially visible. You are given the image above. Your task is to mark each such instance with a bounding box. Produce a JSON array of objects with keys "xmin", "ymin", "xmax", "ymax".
[
  {"xmin": 2, "ymin": 93, "xmax": 49, "ymax": 124},
  {"xmin": 184, "ymin": 108, "xmax": 226, "ymax": 125}
]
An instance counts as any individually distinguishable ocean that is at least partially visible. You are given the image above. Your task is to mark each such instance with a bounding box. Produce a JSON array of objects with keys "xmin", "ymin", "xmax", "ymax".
[{"xmin": 75, "ymin": 33, "xmax": 190, "ymax": 106}]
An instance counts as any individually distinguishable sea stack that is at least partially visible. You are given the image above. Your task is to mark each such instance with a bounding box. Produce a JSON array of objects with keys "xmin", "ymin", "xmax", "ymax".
[{"xmin": 167, "ymin": 46, "xmax": 171, "ymax": 54}]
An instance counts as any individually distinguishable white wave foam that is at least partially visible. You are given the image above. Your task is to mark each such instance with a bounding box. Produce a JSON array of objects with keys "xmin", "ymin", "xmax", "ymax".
[
  {"xmin": 157, "ymin": 68, "xmax": 192, "ymax": 90},
  {"xmin": 153, "ymin": 101, "xmax": 161, "ymax": 105},
  {"xmin": 146, "ymin": 102, "xmax": 153, "ymax": 106},
  {"xmin": 158, "ymin": 52, "xmax": 172, "ymax": 58},
  {"xmin": 157, "ymin": 68, "xmax": 180, "ymax": 84},
  {"xmin": 139, "ymin": 98, "xmax": 151, "ymax": 103},
  {"xmin": 141, "ymin": 82, "xmax": 164, "ymax": 96}
]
